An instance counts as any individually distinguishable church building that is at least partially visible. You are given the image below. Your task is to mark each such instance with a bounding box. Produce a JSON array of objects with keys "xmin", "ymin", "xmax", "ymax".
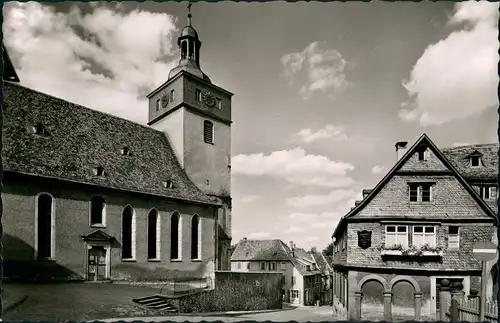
[{"xmin": 1, "ymin": 10, "xmax": 233, "ymax": 282}]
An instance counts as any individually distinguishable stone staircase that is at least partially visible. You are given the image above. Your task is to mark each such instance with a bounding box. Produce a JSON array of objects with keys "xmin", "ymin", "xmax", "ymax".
[{"xmin": 132, "ymin": 295, "xmax": 178, "ymax": 313}]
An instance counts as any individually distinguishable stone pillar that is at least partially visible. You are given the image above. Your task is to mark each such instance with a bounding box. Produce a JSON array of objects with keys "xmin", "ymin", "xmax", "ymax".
[
  {"xmin": 439, "ymin": 278, "xmax": 451, "ymax": 321},
  {"xmin": 450, "ymin": 282, "xmax": 465, "ymax": 322},
  {"xmin": 354, "ymin": 291, "xmax": 363, "ymax": 320},
  {"xmin": 414, "ymin": 292, "xmax": 422, "ymax": 320},
  {"xmin": 383, "ymin": 291, "xmax": 392, "ymax": 322}
]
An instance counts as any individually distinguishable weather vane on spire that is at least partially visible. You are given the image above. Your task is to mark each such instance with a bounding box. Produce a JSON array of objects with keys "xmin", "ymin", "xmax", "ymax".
[{"xmin": 187, "ymin": 2, "xmax": 193, "ymax": 26}]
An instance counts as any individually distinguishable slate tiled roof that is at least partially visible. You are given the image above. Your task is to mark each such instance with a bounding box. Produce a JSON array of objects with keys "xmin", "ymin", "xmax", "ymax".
[
  {"xmin": 442, "ymin": 143, "xmax": 498, "ymax": 181},
  {"xmin": 2, "ymin": 82, "xmax": 218, "ymax": 206},
  {"xmin": 311, "ymin": 252, "xmax": 328, "ymax": 273},
  {"xmin": 230, "ymin": 239, "xmax": 290, "ymax": 261}
]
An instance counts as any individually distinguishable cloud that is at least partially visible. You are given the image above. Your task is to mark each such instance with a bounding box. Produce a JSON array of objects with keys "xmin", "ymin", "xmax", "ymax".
[
  {"xmin": 247, "ymin": 232, "xmax": 271, "ymax": 239},
  {"xmin": 3, "ymin": 2, "xmax": 178, "ymax": 124},
  {"xmin": 232, "ymin": 148, "xmax": 355, "ymax": 188},
  {"xmin": 452, "ymin": 142, "xmax": 471, "ymax": 147},
  {"xmin": 310, "ymin": 222, "xmax": 336, "ymax": 229},
  {"xmin": 240, "ymin": 195, "xmax": 262, "ymax": 203},
  {"xmin": 286, "ymin": 212, "xmax": 340, "ymax": 222},
  {"xmin": 400, "ymin": 1, "xmax": 499, "ymax": 127},
  {"xmin": 286, "ymin": 189, "xmax": 358, "ymax": 208},
  {"xmin": 285, "ymin": 226, "xmax": 305, "ymax": 234},
  {"xmin": 306, "ymin": 237, "xmax": 319, "ymax": 241},
  {"xmin": 281, "ymin": 41, "xmax": 349, "ymax": 100},
  {"xmin": 292, "ymin": 125, "xmax": 348, "ymax": 144},
  {"xmin": 371, "ymin": 165, "xmax": 385, "ymax": 174}
]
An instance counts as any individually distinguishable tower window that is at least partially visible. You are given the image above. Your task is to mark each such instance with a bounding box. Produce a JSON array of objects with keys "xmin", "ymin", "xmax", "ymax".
[
  {"xmin": 470, "ymin": 156, "xmax": 481, "ymax": 167},
  {"xmin": 203, "ymin": 120, "xmax": 214, "ymax": 144},
  {"xmin": 217, "ymin": 98, "xmax": 222, "ymax": 110},
  {"xmin": 170, "ymin": 90, "xmax": 175, "ymax": 102},
  {"xmin": 196, "ymin": 89, "xmax": 202, "ymax": 102},
  {"xmin": 156, "ymin": 99, "xmax": 161, "ymax": 111}
]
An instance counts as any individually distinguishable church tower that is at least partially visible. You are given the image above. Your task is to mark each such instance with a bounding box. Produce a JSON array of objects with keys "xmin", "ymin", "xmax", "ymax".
[{"xmin": 147, "ymin": 5, "xmax": 233, "ymax": 270}]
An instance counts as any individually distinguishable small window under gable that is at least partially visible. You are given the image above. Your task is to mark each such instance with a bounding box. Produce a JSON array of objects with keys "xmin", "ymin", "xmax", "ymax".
[
  {"xmin": 417, "ymin": 148, "xmax": 428, "ymax": 161},
  {"xmin": 170, "ymin": 90, "xmax": 175, "ymax": 101},
  {"xmin": 409, "ymin": 182, "xmax": 433, "ymax": 202}
]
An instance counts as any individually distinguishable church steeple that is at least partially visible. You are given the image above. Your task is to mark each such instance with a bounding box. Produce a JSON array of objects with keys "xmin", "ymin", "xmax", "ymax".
[{"xmin": 168, "ymin": 3, "xmax": 211, "ymax": 83}]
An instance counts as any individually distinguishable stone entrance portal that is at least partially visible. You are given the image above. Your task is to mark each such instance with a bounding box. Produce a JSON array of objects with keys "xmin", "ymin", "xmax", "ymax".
[{"xmin": 81, "ymin": 230, "xmax": 114, "ymax": 281}]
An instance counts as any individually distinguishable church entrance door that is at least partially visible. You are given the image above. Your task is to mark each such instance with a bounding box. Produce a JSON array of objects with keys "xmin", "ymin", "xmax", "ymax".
[{"xmin": 87, "ymin": 246, "xmax": 107, "ymax": 281}]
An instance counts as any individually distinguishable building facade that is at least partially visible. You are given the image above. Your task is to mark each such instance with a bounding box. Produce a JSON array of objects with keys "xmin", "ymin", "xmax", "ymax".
[
  {"xmin": 1, "ymin": 11, "xmax": 233, "ymax": 282},
  {"xmin": 331, "ymin": 134, "xmax": 497, "ymax": 320},
  {"xmin": 230, "ymin": 239, "xmax": 323, "ymax": 306}
]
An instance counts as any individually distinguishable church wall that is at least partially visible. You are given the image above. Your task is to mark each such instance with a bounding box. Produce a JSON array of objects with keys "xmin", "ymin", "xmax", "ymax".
[{"xmin": 2, "ymin": 175, "xmax": 217, "ymax": 282}]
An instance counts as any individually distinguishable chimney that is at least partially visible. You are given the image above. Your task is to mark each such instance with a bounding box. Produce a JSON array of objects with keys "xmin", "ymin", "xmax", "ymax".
[
  {"xmin": 243, "ymin": 237, "xmax": 247, "ymax": 240},
  {"xmin": 289, "ymin": 241, "xmax": 295, "ymax": 257},
  {"xmin": 362, "ymin": 189, "xmax": 372, "ymax": 199},
  {"xmin": 395, "ymin": 141, "xmax": 408, "ymax": 161},
  {"xmin": 354, "ymin": 200, "xmax": 361, "ymax": 207}
]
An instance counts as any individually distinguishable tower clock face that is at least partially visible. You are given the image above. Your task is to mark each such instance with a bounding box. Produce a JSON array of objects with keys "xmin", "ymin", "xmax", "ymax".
[
  {"xmin": 161, "ymin": 94, "xmax": 169, "ymax": 108},
  {"xmin": 202, "ymin": 91, "xmax": 216, "ymax": 108}
]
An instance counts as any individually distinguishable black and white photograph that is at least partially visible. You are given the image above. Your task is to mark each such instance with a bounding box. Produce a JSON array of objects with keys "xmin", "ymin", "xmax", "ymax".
[{"xmin": 1, "ymin": 0, "xmax": 499, "ymax": 322}]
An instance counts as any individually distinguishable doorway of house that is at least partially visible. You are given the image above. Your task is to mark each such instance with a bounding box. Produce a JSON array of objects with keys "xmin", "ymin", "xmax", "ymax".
[
  {"xmin": 87, "ymin": 246, "xmax": 107, "ymax": 281},
  {"xmin": 291, "ymin": 289, "xmax": 300, "ymax": 304}
]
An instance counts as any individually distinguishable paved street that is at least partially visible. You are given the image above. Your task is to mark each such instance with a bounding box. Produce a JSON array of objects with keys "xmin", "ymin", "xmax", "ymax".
[{"xmin": 99, "ymin": 305, "xmax": 337, "ymax": 322}]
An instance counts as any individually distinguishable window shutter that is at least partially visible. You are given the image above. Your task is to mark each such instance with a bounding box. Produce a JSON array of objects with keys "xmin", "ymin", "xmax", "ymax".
[
  {"xmin": 491, "ymin": 186, "xmax": 497, "ymax": 200},
  {"xmin": 203, "ymin": 121, "xmax": 213, "ymax": 144}
]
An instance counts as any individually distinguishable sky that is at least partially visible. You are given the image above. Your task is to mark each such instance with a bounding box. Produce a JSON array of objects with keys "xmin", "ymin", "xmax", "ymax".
[{"xmin": 3, "ymin": 1, "xmax": 499, "ymax": 252}]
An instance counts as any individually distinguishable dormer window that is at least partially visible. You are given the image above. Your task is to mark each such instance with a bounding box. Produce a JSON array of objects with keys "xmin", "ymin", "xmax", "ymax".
[
  {"xmin": 31, "ymin": 123, "xmax": 48, "ymax": 136},
  {"xmin": 163, "ymin": 180, "xmax": 174, "ymax": 188},
  {"xmin": 94, "ymin": 166, "xmax": 105, "ymax": 177},
  {"xmin": 470, "ymin": 155, "xmax": 481, "ymax": 167},
  {"xmin": 120, "ymin": 147, "xmax": 131, "ymax": 156}
]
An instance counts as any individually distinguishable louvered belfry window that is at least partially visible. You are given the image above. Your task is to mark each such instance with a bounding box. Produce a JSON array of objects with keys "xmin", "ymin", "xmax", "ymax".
[{"xmin": 203, "ymin": 121, "xmax": 214, "ymax": 144}]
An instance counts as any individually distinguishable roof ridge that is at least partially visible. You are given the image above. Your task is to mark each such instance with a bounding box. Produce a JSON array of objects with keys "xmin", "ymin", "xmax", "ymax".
[
  {"xmin": 7, "ymin": 82, "xmax": 165, "ymax": 135},
  {"xmin": 443, "ymin": 143, "xmax": 499, "ymax": 150}
]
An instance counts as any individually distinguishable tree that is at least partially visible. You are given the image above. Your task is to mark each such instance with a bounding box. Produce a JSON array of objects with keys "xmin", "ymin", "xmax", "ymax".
[
  {"xmin": 310, "ymin": 247, "xmax": 318, "ymax": 254},
  {"xmin": 322, "ymin": 242, "xmax": 334, "ymax": 257}
]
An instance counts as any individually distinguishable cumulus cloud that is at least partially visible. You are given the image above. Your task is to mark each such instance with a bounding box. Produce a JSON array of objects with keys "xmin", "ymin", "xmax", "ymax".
[
  {"xmin": 3, "ymin": 2, "xmax": 178, "ymax": 124},
  {"xmin": 400, "ymin": 1, "xmax": 499, "ymax": 126},
  {"xmin": 371, "ymin": 165, "xmax": 385, "ymax": 174},
  {"xmin": 281, "ymin": 41, "xmax": 349, "ymax": 100},
  {"xmin": 292, "ymin": 124, "xmax": 348, "ymax": 144},
  {"xmin": 306, "ymin": 237, "xmax": 319, "ymax": 241},
  {"xmin": 247, "ymin": 231, "xmax": 271, "ymax": 239},
  {"xmin": 232, "ymin": 148, "xmax": 355, "ymax": 188},
  {"xmin": 286, "ymin": 189, "xmax": 358, "ymax": 208},
  {"xmin": 286, "ymin": 212, "xmax": 340, "ymax": 222},
  {"xmin": 240, "ymin": 195, "xmax": 262, "ymax": 203}
]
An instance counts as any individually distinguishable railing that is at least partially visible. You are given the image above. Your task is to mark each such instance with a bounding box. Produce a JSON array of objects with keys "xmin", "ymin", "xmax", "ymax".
[
  {"xmin": 446, "ymin": 298, "xmax": 498, "ymax": 323},
  {"xmin": 159, "ymin": 277, "xmax": 212, "ymax": 296}
]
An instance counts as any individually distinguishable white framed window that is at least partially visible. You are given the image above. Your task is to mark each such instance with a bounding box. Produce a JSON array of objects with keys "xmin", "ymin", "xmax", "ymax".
[
  {"xmin": 156, "ymin": 99, "xmax": 161, "ymax": 111},
  {"xmin": 292, "ymin": 276, "xmax": 296, "ymax": 285},
  {"xmin": 385, "ymin": 225, "xmax": 408, "ymax": 248},
  {"xmin": 470, "ymin": 156, "xmax": 481, "ymax": 167},
  {"xmin": 170, "ymin": 90, "xmax": 175, "ymax": 101},
  {"xmin": 417, "ymin": 148, "xmax": 429, "ymax": 161},
  {"xmin": 216, "ymin": 98, "xmax": 222, "ymax": 109},
  {"xmin": 448, "ymin": 226, "xmax": 460, "ymax": 249},
  {"xmin": 479, "ymin": 186, "xmax": 497, "ymax": 201},
  {"xmin": 291, "ymin": 290, "xmax": 299, "ymax": 299},
  {"xmin": 237, "ymin": 262, "xmax": 241, "ymax": 269},
  {"xmin": 191, "ymin": 214, "xmax": 202, "ymax": 260},
  {"xmin": 35, "ymin": 193, "xmax": 56, "ymax": 260},
  {"xmin": 409, "ymin": 183, "xmax": 433, "ymax": 202},
  {"xmin": 121, "ymin": 205, "xmax": 136, "ymax": 260},
  {"xmin": 170, "ymin": 211, "xmax": 183, "ymax": 261},
  {"xmin": 196, "ymin": 89, "xmax": 201, "ymax": 101},
  {"xmin": 147, "ymin": 209, "xmax": 161, "ymax": 260},
  {"xmin": 281, "ymin": 262, "xmax": 287, "ymax": 270},
  {"xmin": 247, "ymin": 263, "xmax": 251, "ymax": 270},
  {"xmin": 260, "ymin": 262, "xmax": 266, "ymax": 270},
  {"xmin": 89, "ymin": 196, "xmax": 106, "ymax": 227},
  {"xmin": 270, "ymin": 262, "xmax": 277, "ymax": 271},
  {"xmin": 412, "ymin": 226, "xmax": 436, "ymax": 248}
]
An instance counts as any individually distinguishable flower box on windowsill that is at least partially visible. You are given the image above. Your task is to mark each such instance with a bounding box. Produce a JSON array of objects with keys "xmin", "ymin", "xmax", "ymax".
[{"xmin": 381, "ymin": 249, "xmax": 443, "ymax": 257}]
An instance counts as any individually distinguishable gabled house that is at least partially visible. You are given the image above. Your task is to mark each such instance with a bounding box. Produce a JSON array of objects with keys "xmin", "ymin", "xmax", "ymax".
[
  {"xmin": 231, "ymin": 239, "xmax": 322, "ymax": 305},
  {"xmin": 331, "ymin": 134, "xmax": 498, "ymax": 320},
  {"xmin": 311, "ymin": 251, "xmax": 334, "ymax": 304}
]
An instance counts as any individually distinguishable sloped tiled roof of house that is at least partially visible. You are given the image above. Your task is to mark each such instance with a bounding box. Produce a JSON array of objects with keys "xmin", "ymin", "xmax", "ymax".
[
  {"xmin": 324, "ymin": 255, "xmax": 333, "ymax": 267},
  {"xmin": 442, "ymin": 143, "xmax": 498, "ymax": 181},
  {"xmin": 230, "ymin": 239, "xmax": 290, "ymax": 261},
  {"xmin": 2, "ymin": 82, "xmax": 218, "ymax": 206},
  {"xmin": 311, "ymin": 252, "xmax": 328, "ymax": 273}
]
